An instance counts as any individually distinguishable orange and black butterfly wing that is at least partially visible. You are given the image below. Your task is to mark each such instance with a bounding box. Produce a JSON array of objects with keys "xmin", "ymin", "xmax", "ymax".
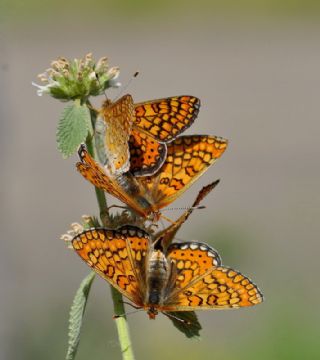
[
  {"xmin": 76, "ymin": 145, "xmax": 151, "ymax": 218},
  {"xmin": 163, "ymin": 242, "xmax": 263, "ymax": 311},
  {"xmin": 72, "ymin": 226, "xmax": 150, "ymax": 306},
  {"xmin": 96, "ymin": 95, "xmax": 134, "ymax": 174},
  {"xmin": 133, "ymin": 96, "xmax": 200, "ymax": 142},
  {"xmin": 137, "ymin": 135, "xmax": 228, "ymax": 210},
  {"xmin": 76, "ymin": 144, "xmax": 116, "ymax": 193},
  {"xmin": 129, "ymin": 129, "xmax": 167, "ymax": 177}
]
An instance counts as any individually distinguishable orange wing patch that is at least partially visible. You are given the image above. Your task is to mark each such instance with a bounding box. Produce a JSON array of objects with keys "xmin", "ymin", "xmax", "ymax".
[
  {"xmin": 77, "ymin": 145, "xmax": 120, "ymax": 196},
  {"xmin": 129, "ymin": 129, "xmax": 167, "ymax": 176},
  {"xmin": 134, "ymin": 96, "xmax": 200, "ymax": 142},
  {"xmin": 162, "ymin": 242, "xmax": 263, "ymax": 310},
  {"xmin": 167, "ymin": 242, "xmax": 222, "ymax": 287},
  {"xmin": 71, "ymin": 226, "xmax": 263, "ymax": 318},
  {"xmin": 95, "ymin": 95, "xmax": 200, "ymax": 177},
  {"xmin": 77, "ymin": 135, "xmax": 227, "ymax": 219},
  {"xmin": 72, "ymin": 226, "xmax": 150, "ymax": 304},
  {"xmin": 138, "ymin": 135, "xmax": 228, "ymax": 209},
  {"xmin": 170, "ymin": 267, "xmax": 263, "ymax": 309},
  {"xmin": 76, "ymin": 145, "xmax": 153, "ymax": 218}
]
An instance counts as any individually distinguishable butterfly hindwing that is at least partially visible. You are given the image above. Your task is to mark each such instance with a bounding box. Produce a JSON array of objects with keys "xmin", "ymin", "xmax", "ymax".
[
  {"xmin": 129, "ymin": 129, "xmax": 167, "ymax": 176},
  {"xmin": 96, "ymin": 95, "xmax": 134, "ymax": 174},
  {"xmin": 163, "ymin": 242, "xmax": 263, "ymax": 310}
]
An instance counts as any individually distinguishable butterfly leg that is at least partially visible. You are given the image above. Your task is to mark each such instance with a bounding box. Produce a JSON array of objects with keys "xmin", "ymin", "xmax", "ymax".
[
  {"xmin": 120, "ymin": 300, "xmax": 142, "ymax": 310},
  {"xmin": 113, "ymin": 302, "xmax": 143, "ymax": 319}
]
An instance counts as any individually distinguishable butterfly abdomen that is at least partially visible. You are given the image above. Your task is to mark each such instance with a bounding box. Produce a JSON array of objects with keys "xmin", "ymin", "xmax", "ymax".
[{"xmin": 145, "ymin": 250, "xmax": 170, "ymax": 306}]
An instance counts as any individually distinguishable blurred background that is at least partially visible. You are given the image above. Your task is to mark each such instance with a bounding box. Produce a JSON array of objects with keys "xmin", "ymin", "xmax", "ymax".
[{"xmin": 1, "ymin": 1, "xmax": 320, "ymax": 359}]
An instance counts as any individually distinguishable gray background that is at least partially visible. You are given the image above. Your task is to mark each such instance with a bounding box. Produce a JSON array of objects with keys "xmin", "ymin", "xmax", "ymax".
[{"xmin": 1, "ymin": 2, "xmax": 320, "ymax": 359}]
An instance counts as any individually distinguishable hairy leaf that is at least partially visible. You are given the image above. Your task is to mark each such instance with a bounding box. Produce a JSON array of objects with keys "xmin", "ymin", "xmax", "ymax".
[
  {"xmin": 66, "ymin": 272, "xmax": 96, "ymax": 360},
  {"xmin": 57, "ymin": 100, "xmax": 91, "ymax": 158}
]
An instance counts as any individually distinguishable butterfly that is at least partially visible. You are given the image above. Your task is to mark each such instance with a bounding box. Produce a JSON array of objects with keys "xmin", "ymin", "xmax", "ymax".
[
  {"xmin": 72, "ymin": 225, "xmax": 263, "ymax": 320},
  {"xmin": 94, "ymin": 95, "xmax": 200, "ymax": 177},
  {"xmin": 76, "ymin": 135, "xmax": 228, "ymax": 219}
]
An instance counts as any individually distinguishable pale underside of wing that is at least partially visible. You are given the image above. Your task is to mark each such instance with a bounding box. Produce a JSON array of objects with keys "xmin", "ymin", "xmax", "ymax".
[{"xmin": 97, "ymin": 95, "xmax": 134, "ymax": 174}]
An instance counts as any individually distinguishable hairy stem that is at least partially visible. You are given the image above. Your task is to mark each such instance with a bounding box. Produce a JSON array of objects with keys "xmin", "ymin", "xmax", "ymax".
[{"xmin": 86, "ymin": 102, "xmax": 136, "ymax": 360}]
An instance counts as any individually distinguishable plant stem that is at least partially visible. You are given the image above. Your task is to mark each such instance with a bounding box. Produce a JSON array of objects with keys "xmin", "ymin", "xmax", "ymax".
[
  {"xmin": 85, "ymin": 103, "xmax": 135, "ymax": 360},
  {"xmin": 110, "ymin": 287, "xmax": 135, "ymax": 360}
]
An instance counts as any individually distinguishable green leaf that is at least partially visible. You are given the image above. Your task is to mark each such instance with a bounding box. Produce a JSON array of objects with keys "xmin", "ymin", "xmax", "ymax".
[
  {"xmin": 167, "ymin": 311, "xmax": 202, "ymax": 339},
  {"xmin": 57, "ymin": 100, "xmax": 91, "ymax": 158},
  {"xmin": 66, "ymin": 272, "xmax": 96, "ymax": 360}
]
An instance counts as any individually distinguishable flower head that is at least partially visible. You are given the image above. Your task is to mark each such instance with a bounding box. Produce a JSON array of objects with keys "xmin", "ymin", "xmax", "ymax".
[{"xmin": 32, "ymin": 53, "xmax": 121, "ymax": 101}]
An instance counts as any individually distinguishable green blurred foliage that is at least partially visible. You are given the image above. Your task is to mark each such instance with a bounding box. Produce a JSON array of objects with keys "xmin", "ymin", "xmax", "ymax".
[
  {"xmin": 3, "ymin": 0, "xmax": 320, "ymax": 26},
  {"xmin": 10, "ymin": 300, "xmax": 320, "ymax": 360}
]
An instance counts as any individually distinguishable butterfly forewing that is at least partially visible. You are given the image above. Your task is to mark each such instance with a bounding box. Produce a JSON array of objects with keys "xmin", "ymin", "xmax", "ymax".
[
  {"xmin": 76, "ymin": 145, "xmax": 152, "ymax": 217},
  {"xmin": 95, "ymin": 95, "xmax": 200, "ymax": 177},
  {"xmin": 134, "ymin": 96, "xmax": 200, "ymax": 142},
  {"xmin": 138, "ymin": 135, "xmax": 228, "ymax": 209},
  {"xmin": 72, "ymin": 226, "xmax": 150, "ymax": 305}
]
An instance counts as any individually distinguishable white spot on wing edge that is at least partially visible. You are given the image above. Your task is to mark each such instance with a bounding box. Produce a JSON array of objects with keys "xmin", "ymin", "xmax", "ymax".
[{"xmin": 179, "ymin": 244, "xmax": 188, "ymax": 250}]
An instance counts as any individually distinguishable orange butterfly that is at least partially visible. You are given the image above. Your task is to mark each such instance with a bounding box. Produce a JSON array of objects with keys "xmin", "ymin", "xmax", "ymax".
[
  {"xmin": 94, "ymin": 95, "xmax": 200, "ymax": 177},
  {"xmin": 76, "ymin": 135, "xmax": 228, "ymax": 219},
  {"xmin": 72, "ymin": 225, "xmax": 263, "ymax": 320}
]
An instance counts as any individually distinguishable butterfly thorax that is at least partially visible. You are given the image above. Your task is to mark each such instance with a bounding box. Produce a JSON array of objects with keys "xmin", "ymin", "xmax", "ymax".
[{"xmin": 145, "ymin": 249, "xmax": 170, "ymax": 318}]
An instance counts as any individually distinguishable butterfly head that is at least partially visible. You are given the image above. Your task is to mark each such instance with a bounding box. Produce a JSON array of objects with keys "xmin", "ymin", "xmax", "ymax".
[
  {"xmin": 147, "ymin": 307, "xmax": 159, "ymax": 320},
  {"xmin": 101, "ymin": 98, "xmax": 113, "ymax": 110}
]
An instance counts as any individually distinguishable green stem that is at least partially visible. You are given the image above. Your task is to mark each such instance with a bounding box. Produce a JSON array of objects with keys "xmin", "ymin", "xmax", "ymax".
[
  {"xmin": 86, "ymin": 102, "xmax": 136, "ymax": 360},
  {"xmin": 110, "ymin": 287, "xmax": 135, "ymax": 360},
  {"xmin": 85, "ymin": 107, "xmax": 111, "ymax": 225}
]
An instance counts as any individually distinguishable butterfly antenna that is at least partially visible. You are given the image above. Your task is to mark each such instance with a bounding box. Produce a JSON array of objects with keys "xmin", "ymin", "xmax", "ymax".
[
  {"xmin": 113, "ymin": 71, "xmax": 139, "ymax": 101},
  {"xmin": 162, "ymin": 312, "xmax": 192, "ymax": 325},
  {"xmin": 163, "ymin": 205, "xmax": 206, "ymax": 212},
  {"xmin": 95, "ymin": 73, "xmax": 109, "ymax": 100}
]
